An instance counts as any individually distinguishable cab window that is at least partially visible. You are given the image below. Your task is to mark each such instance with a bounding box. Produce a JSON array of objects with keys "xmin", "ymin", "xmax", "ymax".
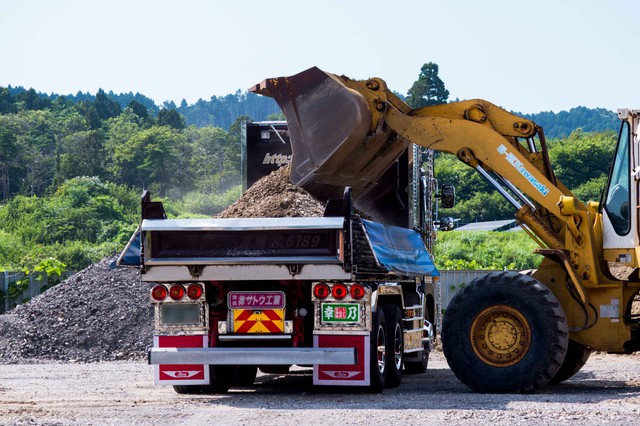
[{"xmin": 604, "ymin": 121, "xmax": 631, "ymax": 235}]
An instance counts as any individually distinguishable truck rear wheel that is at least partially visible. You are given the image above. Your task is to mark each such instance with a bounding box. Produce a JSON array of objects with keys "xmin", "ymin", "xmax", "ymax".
[
  {"xmin": 383, "ymin": 304, "xmax": 403, "ymax": 388},
  {"xmin": 442, "ymin": 271, "xmax": 568, "ymax": 393},
  {"xmin": 550, "ymin": 339, "xmax": 591, "ymax": 384},
  {"xmin": 368, "ymin": 307, "xmax": 387, "ymax": 393},
  {"xmin": 200, "ymin": 366, "xmax": 232, "ymax": 394},
  {"xmin": 173, "ymin": 385, "xmax": 202, "ymax": 394},
  {"xmin": 235, "ymin": 365, "xmax": 258, "ymax": 386},
  {"xmin": 404, "ymin": 349, "xmax": 428, "ymax": 374}
]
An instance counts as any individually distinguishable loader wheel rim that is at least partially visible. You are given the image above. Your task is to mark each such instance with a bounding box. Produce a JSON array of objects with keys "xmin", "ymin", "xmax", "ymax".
[{"xmin": 470, "ymin": 305, "xmax": 531, "ymax": 368}]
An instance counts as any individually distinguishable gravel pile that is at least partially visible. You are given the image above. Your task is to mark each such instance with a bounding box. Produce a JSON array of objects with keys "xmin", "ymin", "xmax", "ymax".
[
  {"xmin": 0, "ymin": 257, "xmax": 149, "ymax": 364},
  {"xmin": 0, "ymin": 166, "xmax": 323, "ymax": 364}
]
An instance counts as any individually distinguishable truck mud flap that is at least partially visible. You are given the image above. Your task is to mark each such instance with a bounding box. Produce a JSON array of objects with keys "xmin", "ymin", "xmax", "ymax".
[
  {"xmin": 313, "ymin": 334, "xmax": 369, "ymax": 386},
  {"xmin": 153, "ymin": 335, "xmax": 209, "ymax": 386}
]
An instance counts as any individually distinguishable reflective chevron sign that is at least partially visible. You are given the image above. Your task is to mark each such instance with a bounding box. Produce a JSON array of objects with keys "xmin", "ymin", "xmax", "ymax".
[{"xmin": 232, "ymin": 308, "xmax": 285, "ymax": 333}]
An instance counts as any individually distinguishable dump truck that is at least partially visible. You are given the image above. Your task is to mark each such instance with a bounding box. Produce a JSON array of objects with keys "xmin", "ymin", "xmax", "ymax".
[
  {"xmin": 250, "ymin": 66, "xmax": 640, "ymax": 393},
  {"xmin": 120, "ymin": 120, "xmax": 443, "ymax": 394}
]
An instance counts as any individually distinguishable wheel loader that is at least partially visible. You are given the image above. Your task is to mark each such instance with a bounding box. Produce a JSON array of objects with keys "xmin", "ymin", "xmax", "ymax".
[{"xmin": 251, "ymin": 66, "xmax": 640, "ymax": 393}]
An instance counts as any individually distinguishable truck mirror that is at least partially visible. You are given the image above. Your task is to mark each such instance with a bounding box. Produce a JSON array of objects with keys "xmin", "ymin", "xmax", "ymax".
[{"xmin": 441, "ymin": 184, "xmax": 455, "ymax": 208}]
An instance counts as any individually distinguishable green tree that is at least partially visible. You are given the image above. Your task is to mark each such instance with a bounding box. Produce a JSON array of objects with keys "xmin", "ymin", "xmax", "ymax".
[
  {"xmin": 157, "ymin": 108, "xmax": 186, "ymax": 130},
  {"xmin": 186, "ymin": 126, "xmax": 229, "ymax": 193},
  {"xmin": 79, "ymin": 89, "xmax": 122, "ymax": 129},
  {"xmin": 0, "ymin": 87, "xmax": 16, "ymax": 114},
  {"xmin": 548, "ymin": 129, "xmax": 615, "ymax": 191},
  {"xmin": 406, "ymin": 62, "xmax": 449, "ymax": 108},
  {"xmin": 126, "ymin": 100, "xmax": 151, "ymax": 124},
  {"xmin": 56, "ymin": 130, "xmax": 106, "ymax": 181},
  {"xmin": 110, "ymin": 126, "xmax": 188, "ymax": 195},
  {"xmin": 0, "ymin": 124, "xmax": 18, "ymax": 199}
]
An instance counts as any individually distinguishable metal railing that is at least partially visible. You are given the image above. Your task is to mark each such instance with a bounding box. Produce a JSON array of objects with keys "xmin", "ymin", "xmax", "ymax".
[
  {"xmin": 439, "ymin": 270, "xmax": 498, "ymax": 309},
  {"xmin": 1, "ymin": 271, "xmax": 73, "ymax": 314}
]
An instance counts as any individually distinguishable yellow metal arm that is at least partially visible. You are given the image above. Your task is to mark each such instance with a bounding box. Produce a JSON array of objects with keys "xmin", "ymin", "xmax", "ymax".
[{"xmin": 383, "ymin": 101, "xmax": 568, "ymax": 219}]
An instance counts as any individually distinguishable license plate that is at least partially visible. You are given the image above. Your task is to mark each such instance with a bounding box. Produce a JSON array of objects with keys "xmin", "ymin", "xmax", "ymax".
[
  {"xmin": 160, "ymin": 303, "xmax": 201, "ymax": 325},
  {"xmin": 321, "ymin": 303, "xmax": 360, "ymax": 324}
]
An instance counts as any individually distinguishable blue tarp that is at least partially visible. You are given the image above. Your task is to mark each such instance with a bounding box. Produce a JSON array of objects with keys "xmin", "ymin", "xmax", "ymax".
[
  {"xmin": 112, "ymin": 230, "xmax": 141, "ymax": 268},
  {"xmin": 360, "ymin": 219, "xmax": 439, "ymax": 277}
]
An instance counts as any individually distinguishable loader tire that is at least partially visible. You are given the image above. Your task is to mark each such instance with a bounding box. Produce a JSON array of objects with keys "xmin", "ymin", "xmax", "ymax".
[
  {"xmin": 442, "ymin": 271, "xmax": 568, "ymax": 393},
  {"xmin": 383, "ymin": 304, "xmax": 403, "ymax": 388},
  {"xmin": 549, "ymin": 339, "xmax": 591, "ymax": 384},
  {"xmin": 368, "ymin": 307, "xmax": 387, "ymax": 393}
]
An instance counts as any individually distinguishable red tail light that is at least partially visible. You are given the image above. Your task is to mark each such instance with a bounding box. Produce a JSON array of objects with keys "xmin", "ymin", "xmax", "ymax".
[
  {"xmin": 332, "ymin": 283, "xmax": 348, "ymax": 299},
  {"xmin": 313, "ymin": 283, "xmax": 330, "ymax": 299},
  {"xmin": 169, "ymin": 284, "xmax": 185, "ymax": 300},
  {"xmin": 187, "ymin": 284, "xmax": 203, "ymax": 300},
  {"xmin": 151, "ymin": 285, "xmax": 167, "ymax": 301},
  {"xmin": 350, "ymin": 283, "xmax": 366, "ymax": 299}
]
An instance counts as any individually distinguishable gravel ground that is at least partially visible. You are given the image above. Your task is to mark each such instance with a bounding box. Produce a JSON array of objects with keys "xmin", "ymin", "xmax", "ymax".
[{"xmin": 2, "ymin": 351, "xmax": 640, "ymax": 425}]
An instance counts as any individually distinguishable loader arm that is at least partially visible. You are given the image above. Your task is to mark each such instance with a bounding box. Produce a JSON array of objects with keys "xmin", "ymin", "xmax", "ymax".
[{"xmin": 252, "ymin": 67, "xmax": 588, "ymax": 252}]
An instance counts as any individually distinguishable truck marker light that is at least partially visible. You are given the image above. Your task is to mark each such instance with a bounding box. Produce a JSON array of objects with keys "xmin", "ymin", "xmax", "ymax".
[
  {"xmin": 332, "ymin": 283, "xmax": 348, "ymax": 300},
  {"xmin": 350, "ymin": 284, "xmax": 365, "ymax": 299},
  {"xmin": 151, "ymin": 285, "xmax": 168, "ymax": 301},
  {"xmin": 169, "ymin": 284, "xmax": 185, "ymax": 300},
  {"xmin": 314, "ymin": 283, "xmax": 330, "ymax": 299},
  {"xmin": 186, "ymin": 284, "xmax": 203, "ymax": 300}
]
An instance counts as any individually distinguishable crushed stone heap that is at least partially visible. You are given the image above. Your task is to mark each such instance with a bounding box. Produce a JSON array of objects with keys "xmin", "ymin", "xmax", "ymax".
[
  {"xmin": 0, "ymin": 166, "xmax": 325, "ymax": 363},
  {"xmin": 0, "ymin": 257, "xmax": 151, "ymax": 364}
]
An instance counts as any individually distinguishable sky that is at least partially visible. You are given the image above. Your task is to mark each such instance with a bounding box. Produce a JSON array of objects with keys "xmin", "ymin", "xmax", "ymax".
[{"xmin": 0, "ymin": 0, "xmax": 638, "ymax": 114}]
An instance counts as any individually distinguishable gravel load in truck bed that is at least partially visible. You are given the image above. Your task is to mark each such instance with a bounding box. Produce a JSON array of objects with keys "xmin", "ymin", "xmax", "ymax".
[
  {"xmin": 217, "ymin": 165, "xmax": 324, "ymax": 218},
  {"xmin": 0, "ymin": 166, "xmax": 323, "ymax": 364}
]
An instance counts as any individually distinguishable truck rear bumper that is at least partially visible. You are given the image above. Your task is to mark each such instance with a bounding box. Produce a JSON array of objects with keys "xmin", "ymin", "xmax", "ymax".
[{"xmin": 148, "ymin": 347, "xmax": 357, "ymax": 366}]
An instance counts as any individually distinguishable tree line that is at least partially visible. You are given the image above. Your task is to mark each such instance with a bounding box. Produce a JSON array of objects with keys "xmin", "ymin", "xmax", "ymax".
[{"xmin": 0, "ymin": 63, "xmax": 623, "ymax": 273}]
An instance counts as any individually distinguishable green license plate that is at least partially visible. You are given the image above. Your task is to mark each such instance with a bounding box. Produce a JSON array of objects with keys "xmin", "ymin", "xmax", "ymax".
[{"xmin": 321, "ymin": 303, "xmax": 360, "ymax": 323}]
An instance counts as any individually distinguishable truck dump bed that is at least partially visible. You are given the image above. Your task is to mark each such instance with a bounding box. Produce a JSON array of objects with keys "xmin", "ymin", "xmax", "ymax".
[{"xmin": 133, "ymin": 192, "xmax": 437, "ymax": 282}]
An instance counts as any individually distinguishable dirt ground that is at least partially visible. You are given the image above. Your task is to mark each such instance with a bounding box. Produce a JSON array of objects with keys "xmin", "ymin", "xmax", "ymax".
[{"xmin": 3, "ymin": 351, "xmax": 640, "ymax": 425}]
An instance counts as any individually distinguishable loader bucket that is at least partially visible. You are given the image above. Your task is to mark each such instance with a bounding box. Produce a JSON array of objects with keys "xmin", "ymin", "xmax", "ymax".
[{"xmin": 250, "ymin": 67, "xmax": 408, "ymax": 200}]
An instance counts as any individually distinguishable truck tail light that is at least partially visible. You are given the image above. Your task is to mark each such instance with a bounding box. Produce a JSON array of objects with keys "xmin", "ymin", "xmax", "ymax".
[
  {"xmin": 151, "ymin": 285, "xmax": 167, "ymax": 301},
  {"xmin": 350, "ymin": 283, "xmax": 366, "ymax": 299},
  {"xmin": 332, "ymin": 283, "xmax": 348, "ymax": 299},
  {"xmin": 186, "ymin": 284, "xmax": 203, "ymax": 300},
  {"xmin": 169, "ymin": 284, "xmax": 185, "ymax": 300},
  {"xmin": 314, "ymin": 283, "xmax": 330, "ymax": 299}
]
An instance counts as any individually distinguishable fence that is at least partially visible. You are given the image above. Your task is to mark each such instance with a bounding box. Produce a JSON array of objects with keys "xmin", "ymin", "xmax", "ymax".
[
  {"xmin": 439, "ymin": 270, "xmax": 498, "ymax": 309},
  {"xmin": 1, "ymin": 271, "xmax": 74, "ymax": 314}
]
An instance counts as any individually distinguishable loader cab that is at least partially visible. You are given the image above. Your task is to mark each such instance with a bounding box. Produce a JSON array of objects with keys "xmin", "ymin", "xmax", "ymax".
[{"xmin": 602, "ymin": 110, "xmax": 638, "ymax": 267}]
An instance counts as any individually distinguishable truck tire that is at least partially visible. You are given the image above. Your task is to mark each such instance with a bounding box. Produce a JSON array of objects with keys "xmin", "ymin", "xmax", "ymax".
[
  {"xmin": 442, "ymin": 271, "xmax": 568, "ymax": 393},
  {"xmin": 549, "ymin": 339, "xmax": 591, "ymax": 384},
  {"xmin": 200, "ymin": 365, "xmax": 232, "ymax": 394},
  {"xmin": 368, "ymin": 307, "xmax": 387, "ymax": 393},
  {"xmin": 235, "ymin": 365, "xmax": 258, "ymax": 386},
  {"xmin": 404, "ymin": 350, "xmax": 428, "ymax": 374},
  {"xmin": 173, "ymin": 385, "xmax": 202, "ymax": 394},
  {"xmin": 383, "ymin": 304, "xmax": 403, "ymax": 388}
]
